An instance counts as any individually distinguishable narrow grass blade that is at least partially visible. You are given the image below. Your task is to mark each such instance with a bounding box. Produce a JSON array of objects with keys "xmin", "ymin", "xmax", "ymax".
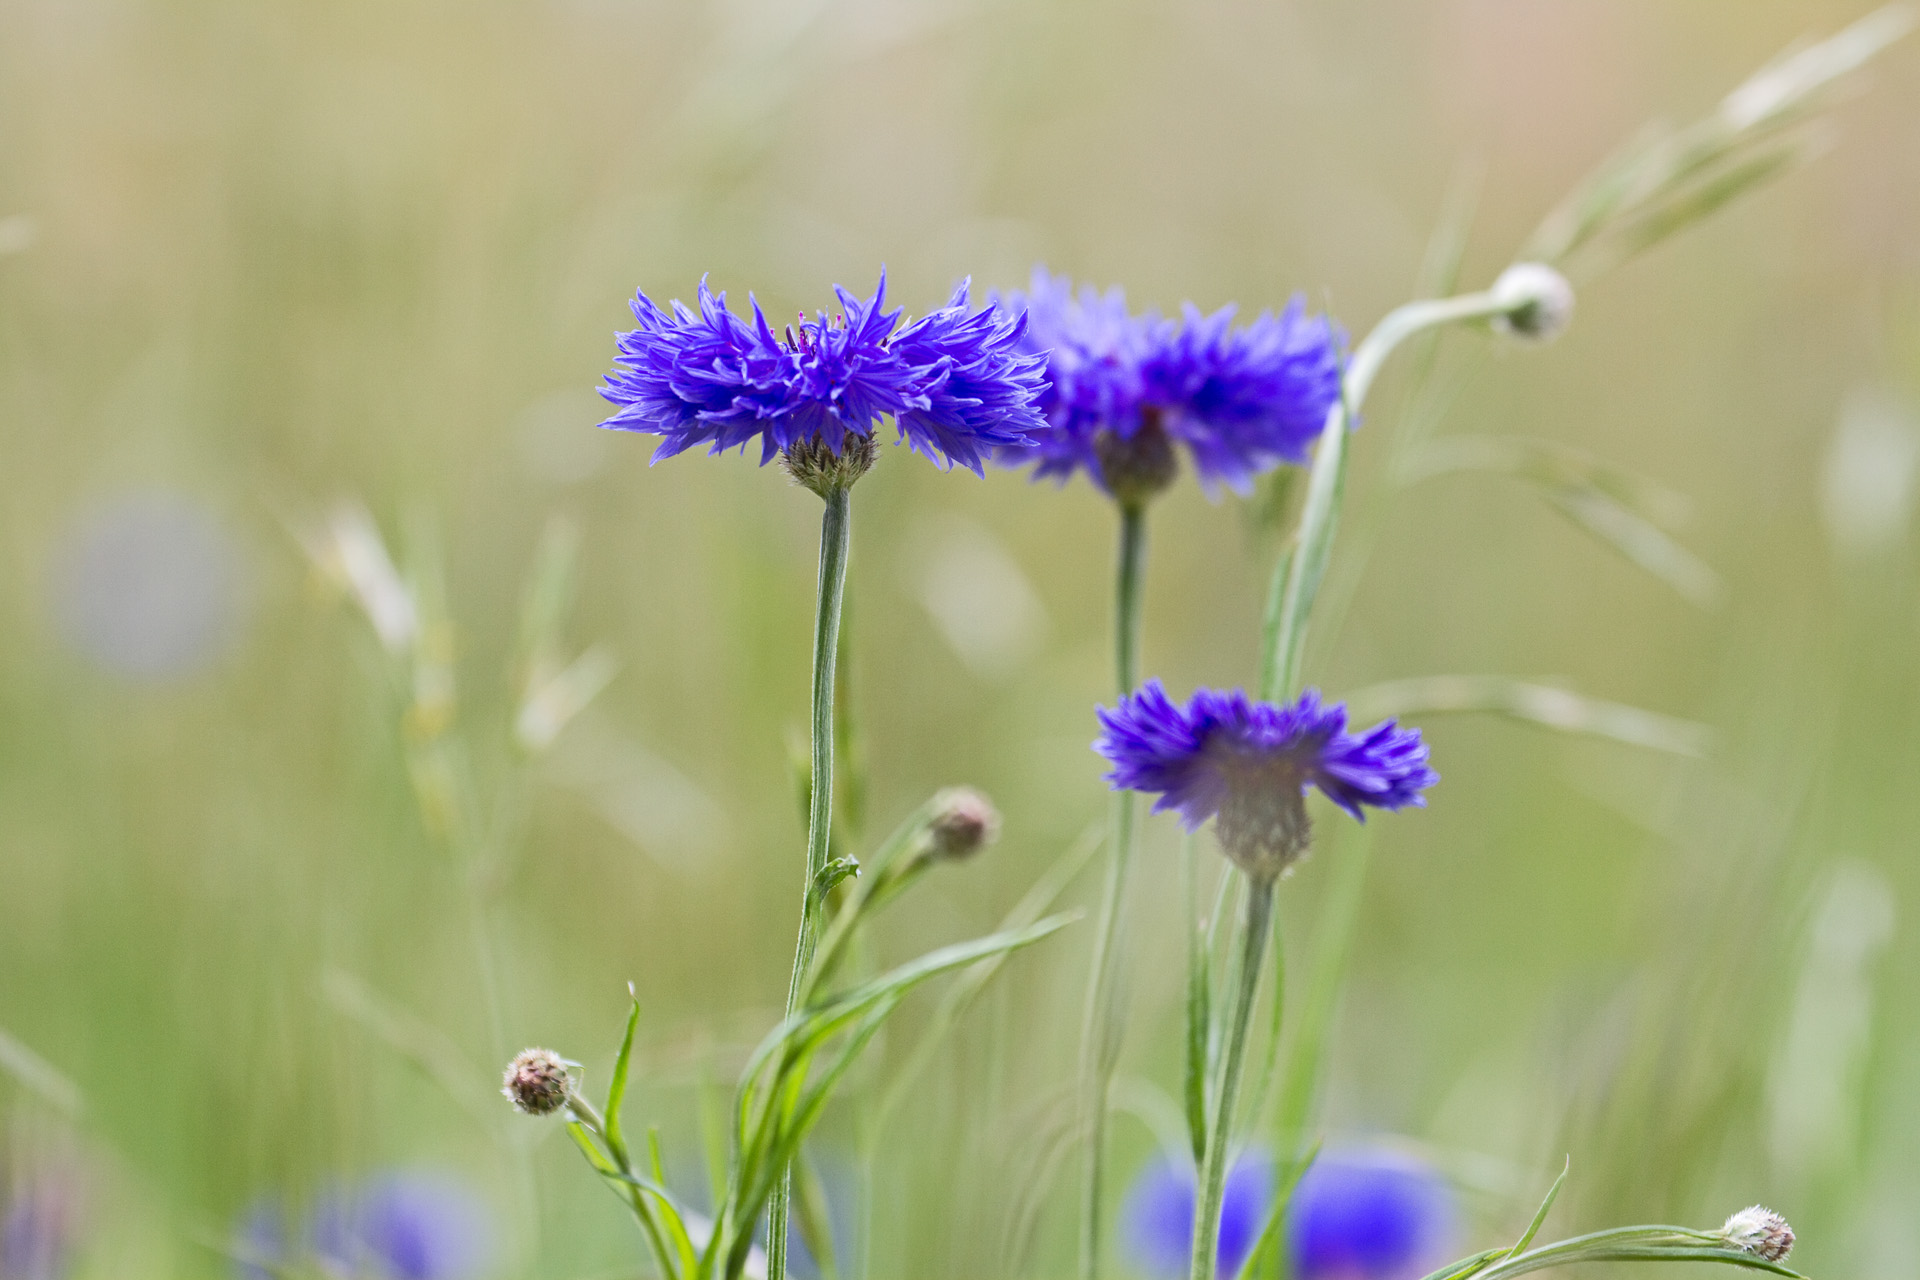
[
  {"xmin": 1341, "ymin": 676, "xmax": 1711, "ymax": 758},
  {"xmin": 1241, "ymin": 1138, "xmax": 1321, "ymax": 1280},
  {"xmin": 1508, "ymin": 1158, "xmax": 1570, "ymax": 1256},
  {"xmin": 0, "ymin": 1025, "xmax": 82, "ymax": 1115},
  {"xmin": 605, "ymin": 993, "xmax": 642, "ymax": 1165}
]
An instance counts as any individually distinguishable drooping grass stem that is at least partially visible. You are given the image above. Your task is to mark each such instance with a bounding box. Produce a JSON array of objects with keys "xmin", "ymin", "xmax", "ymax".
[
  {"xmin": 1079, "ymin": 499, "xmax": 1149, "ymax": 1280},
  {"xmin": 767, "ymin": 484, "xmax": 853, "ymax": 1280},
  {"xmin": 1261, "ymin": 288, "xmax": 1528, "ymax": 703},
  {"xmin": 1190, "ymin": 876, "xmax": 1276, "ymax": 1280}
]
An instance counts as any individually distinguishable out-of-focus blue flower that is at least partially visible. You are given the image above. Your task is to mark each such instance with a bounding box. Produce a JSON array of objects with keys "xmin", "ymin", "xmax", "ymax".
[
  {"xmin": 1095, "ymin": 682, "xmax": 1435, "ymax": 875},
  {"xmin": 2, "ymin": 1175, "xmax": 80, "ymax": 1280},
  {"xmin": 599, "ymin": 273, "xmax": 1048, "ymax": 476},
  {"xmin": 1123, "ymin": 1152, "xmax": 1272, "ymax": 1279},
  {"xmin": 1288, "ymin": 1148, "xmax": 1454, "ymax": 1280},
  {"xmin": 994, "ymin": 268, "xmax": 1344, "ymax": 499},
  {"xmin": 238, "ymin": 1173, "xmax": 493, "ymax": 1280}
]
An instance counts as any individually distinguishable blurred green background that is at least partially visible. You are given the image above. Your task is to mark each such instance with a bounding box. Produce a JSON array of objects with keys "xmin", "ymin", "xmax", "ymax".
[{"xmin": 2, "ymin": 1, "xmax": 1917, "ymax": 1278}]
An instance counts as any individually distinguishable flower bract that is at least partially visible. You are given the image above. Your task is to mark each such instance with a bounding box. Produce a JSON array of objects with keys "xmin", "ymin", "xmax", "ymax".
[
  {"xmin": 1094, "ymin": 681, "xmax": 1435, "ymax": 876},
  {"xmin": 600, "ymin": 273, "xmax": 1047, "ymax": 477},
  {"xmin": 993, "ymin": 268, "xmax": 1345, "ymax": 500}
]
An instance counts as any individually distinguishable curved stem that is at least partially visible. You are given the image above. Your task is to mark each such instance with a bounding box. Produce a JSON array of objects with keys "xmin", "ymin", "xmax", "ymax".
[
  {"xmin": 1079, "ymin": 500, "xmax": 1149, "ymax": 1280},
  {"xmin": 766, "ymin": 486, "xmax": 852, "ymax": 1280},
  {"xmin": 1260, "ymin": 289, "xmax": 1514, "ymax": 702},
  {"xmin": 1190, "ymin": 877, "xmax": 1275, "ymax": 1280}
]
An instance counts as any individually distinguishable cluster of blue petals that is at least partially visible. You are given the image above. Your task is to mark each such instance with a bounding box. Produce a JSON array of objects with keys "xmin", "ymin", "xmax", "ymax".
[
  {"xmin": 600, "ymin": 272, "xmax": 1049, "ymax": 476},
  {"xmin": 1094, "ymin": 681, "xmax": 1436, "ymax": 828},
  {"xmin": 239, "ymin": 1173, "xmax": 493, "ymax": 1280},
  {"xmin": 994, "ymin": 269, "xmax": 1345, "ymax": 496}
]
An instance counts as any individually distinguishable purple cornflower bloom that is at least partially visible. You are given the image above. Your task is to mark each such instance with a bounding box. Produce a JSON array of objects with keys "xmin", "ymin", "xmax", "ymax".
[
  {"xmin": 1095, "ymin": 682, "xmax": 1435, "ymax": 877},
  {"xmin": 599, "ymin": 272, "xmax": 1047, "ymax": 482},
  {"xmin": 1124, "ymin": 1152, "xmax": 1273, "ymax": 1279},
  {"xmin": 994, "ymin": 268, "xmax": 1344, "ymax": 503},
  {"xmin": 1288, "ymin": 1148, "xmax": 1454, "ymax": 1280}
]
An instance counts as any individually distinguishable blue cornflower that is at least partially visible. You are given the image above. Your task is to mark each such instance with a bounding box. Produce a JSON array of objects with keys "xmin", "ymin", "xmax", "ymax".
[
  {"xmin": 995, "ymin": 269, "xmax": 1344, "ymax": 503},
  {"xmin": 1095, "ymin": 682, "xmax": 1435, "ymax": 877},
  {"xmin": 1125, "ymin": 1152, "xmax": 1274, "ymax": 1280},
  {"xmin": 237, "ymin": 1174, "xmax": 493, "ymax": 1280},
  {"xmin": 1288, "ymin": 1148, "xmax": 1453, "ymax": 1280},
  {"xmin": 599, "ymin": 272, "xmax": 1048, "ymax": 489}
]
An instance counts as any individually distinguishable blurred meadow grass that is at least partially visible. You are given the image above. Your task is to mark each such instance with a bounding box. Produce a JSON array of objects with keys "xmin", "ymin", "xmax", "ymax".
[{"xmin": 2, "ymin": 1, "xmax": 1919, "ymax": 1278}]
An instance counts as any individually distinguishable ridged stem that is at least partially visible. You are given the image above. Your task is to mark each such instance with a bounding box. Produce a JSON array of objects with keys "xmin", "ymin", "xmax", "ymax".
[
  {"xmin": 1079, "ymin": 500, "xmax": 1149, "ymax": 1280},
  {"xmin": 766, "ymin": 485, "xmax": 852, "ymax": 1280}
]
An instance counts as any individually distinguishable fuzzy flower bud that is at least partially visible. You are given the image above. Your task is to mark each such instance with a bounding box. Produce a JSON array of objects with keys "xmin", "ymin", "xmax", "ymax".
[
  {"xmin": 1093, "ymin": 409, "xmax": 1180, "ymax": 508},
  {"xmin": 1719, "ymin": 1207, "xmax": 1794, "ymax": 1263},
  {"xmin": 1489, "ymin": 263, "xmax": 1575, "ymax": 344},
  {"xmin": 502, "ymin": 1048, "xmax": 573, "ymax": 1116},
  {"xmin": 781, "ymin": 432, "xmax": 878, "ymax": 498},
  {"xmin": 927, "ymin": 787, "xmax": 1001, "ymax": 861}
]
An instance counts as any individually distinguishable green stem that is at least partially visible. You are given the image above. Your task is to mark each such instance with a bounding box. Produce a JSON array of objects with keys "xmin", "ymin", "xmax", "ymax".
[
  {"xmin": 767, "ymin": 485, "xmax": 852, "ymax": 1280},
  {"xmin": 1190, "ymin": 877, "xmax": 1276, "ymax": 1280},
  {"xmin": 1261, "ymin": 289, "xmax": 1520, "ymax": 702},
  {"xmin": 1079, "ymin": 500, "xmax": 1149, "ymax": 1280}
]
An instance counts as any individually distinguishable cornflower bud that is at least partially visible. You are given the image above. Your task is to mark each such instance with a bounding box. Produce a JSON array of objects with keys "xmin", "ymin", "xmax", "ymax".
[
  {"xmin": 1719, "ymin": 1206, "xmax": 1794, "ymax": 1263},
  {"xmin": 927, "ymin": 787, "xmax": 1001, "ymax": 861},
  {"xmin": 1093, "ymin": 408, "xmax": 1180, "ymax": 508},
  {"xmin": 1489, "ymin": 263, "xmax": 1575, "ymax": 344},
  {"xmin": 502, "ymin": 1048, "xmax": 573, "ymax": 1116}
]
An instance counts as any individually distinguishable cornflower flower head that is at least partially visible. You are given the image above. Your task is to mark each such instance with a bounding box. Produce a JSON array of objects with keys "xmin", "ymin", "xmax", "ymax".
[
  {"xmin": 599, "ymin": 272, "xmax": 1048, "ymax": 494},
  {"xmin": 995, "ymin": 268, "xmax": 1344, "ymax": 504},
  {"xmin": 1095, "ymin": 682, "xmax": 1436, "ymax": 879},
  {"xmin": 1288, "ymin": 1147, "xmax": 1454, "ymax": 1280},
  {"xmin": 1124, "ymin": 1152, "xmax": 1273, "ymax": 1280},
  {"xmin": 311, "ymin": 1174, "xmax": 494, "ymax": 1280}
]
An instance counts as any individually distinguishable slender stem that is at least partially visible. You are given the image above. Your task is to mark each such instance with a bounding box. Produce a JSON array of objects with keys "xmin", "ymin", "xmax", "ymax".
[
  {"xmin": 767, "ymin": 485, "xmax": 853, "ymax": 1280},
  {"xmin": 1079, "ymin": 500, "xmax": 1149, "ymax": 1280},
  {"xmin": 1190, "ymin": 878, "xmax": 1276, "ymax": 1280}
]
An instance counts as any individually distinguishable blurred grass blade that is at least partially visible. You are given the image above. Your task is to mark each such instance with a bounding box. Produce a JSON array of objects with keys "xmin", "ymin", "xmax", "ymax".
[
  {"xmin": 321, "ymin": 969, "xmax": 491, "ymax": 1127},
  {"xmin": 1407, "ymin": 436, "xmax": 1717, "ymax": 605},
  {"xmin": 1273, "ymin": 825, "xmax": 1372, "ymax": 1153},
  {"xmin": 793, "ymin": 1146, "xmax": 840, "ymax": 1280},
  {"xmin": 871, "ymin": 823, "xmax": 1100, "ymax": 1137},
  {"xmin": 1343, "ymin": 676, "xmax": 1712, "ymax": 758},
  {"xmin": 517, "ymin": 515, "xmax": 581, "ymax": 677},
  {"xmin": 1526, "ymin": 5, "xmax": 1914, "ymax": 268},
  {"xmin": 1509, "ymin": 1159, "xmax": 1571, "ymax": 1256},
  {"xmin": 0, "ymin": 1024, "xmax": 82, "ymax": 1115},
  {"xmin": 1242, "ymin": 1138, "xmax": 1321, "ymax": 1280},
  {"xmin": 1183, "ymin": 832, "xmax": 1211, "ymax": 1164}
]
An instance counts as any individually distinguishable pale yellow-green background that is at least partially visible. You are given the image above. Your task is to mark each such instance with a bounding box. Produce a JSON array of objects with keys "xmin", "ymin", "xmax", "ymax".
[{"xmin": 2, "ymin": 2, "xmax": 1917, "ymax": 1278}]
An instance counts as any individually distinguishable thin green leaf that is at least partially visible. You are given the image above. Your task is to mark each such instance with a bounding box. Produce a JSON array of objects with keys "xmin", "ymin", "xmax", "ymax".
[
  {"xmin": 871, "ymin": 823, "xmax": 1102, "ymax": 1139},
  {"xmin": 811, "ymin": 857, "xmax": 860, "ymax": 907},
  {"xmin": 605, "ymin": 993, "xmax": 642, "ymax": 1166},
  {"xmin": 1241, "ymin": 1139, "xmax": 1322, "ymax": 1280},
  {"xmin": 1508, "ymin": 1159, "xmax": 1570, "ymax": 1257},
  {"xmin": 1341, "ymin": 676, "xmax": 1711, "ymax": 759},
  {"xmin": 0, "ymin": 1025, "xmax": 82, "ymax": 1116},
  {"xmin": 1412, "ymin": 1248, "xmax": 1511, "ymax": 1280}
]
